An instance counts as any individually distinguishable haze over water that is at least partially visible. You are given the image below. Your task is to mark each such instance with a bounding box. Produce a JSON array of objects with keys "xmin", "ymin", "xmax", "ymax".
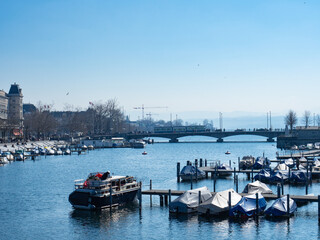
[{"xmin": 1, "ymin": 137, "xmax": 320, "ymax": 240}]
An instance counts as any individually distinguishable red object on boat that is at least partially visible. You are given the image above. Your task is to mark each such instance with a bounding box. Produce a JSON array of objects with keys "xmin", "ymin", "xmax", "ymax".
[
  {"xmin": 95, "ymin": 173, "xmax": 103, "ymax": 178},
  {"xmin": 142, "ymin": 151, "xmax": 147, "ymax": 155}
]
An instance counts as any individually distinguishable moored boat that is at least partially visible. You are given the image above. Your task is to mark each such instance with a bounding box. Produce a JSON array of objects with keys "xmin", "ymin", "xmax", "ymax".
[
  {"xmin": 180, "ymin": 165, "xmax": 206, "ymax": 181},
  {"xmin": 69, "ymin": 171, "xmax": 140, "ymax": 210},
  {"xmin": 265, "ymin": 196, "xmax": 297, "ymax": 218}
]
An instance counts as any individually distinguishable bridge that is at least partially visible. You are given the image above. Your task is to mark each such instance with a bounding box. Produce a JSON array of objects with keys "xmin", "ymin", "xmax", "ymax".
[{"xmin": 123, "ymin": 130, "xmax": 285, "ymax": 143}]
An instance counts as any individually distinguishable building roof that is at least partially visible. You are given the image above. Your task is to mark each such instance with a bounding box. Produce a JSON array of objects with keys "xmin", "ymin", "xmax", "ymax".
[{"xmin": 8, "ymin": 83, "xmax": 22, "ymax": 95}]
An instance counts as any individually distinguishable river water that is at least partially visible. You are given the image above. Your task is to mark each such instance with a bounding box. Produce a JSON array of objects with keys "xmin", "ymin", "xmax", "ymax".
[{"xmin": 0, "ymin": 137, "xmax": 319, "ymax": 239}]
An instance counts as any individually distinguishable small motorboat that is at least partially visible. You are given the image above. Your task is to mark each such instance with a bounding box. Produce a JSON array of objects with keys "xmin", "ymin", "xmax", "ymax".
[
  {"xmin": 180, "ymin": 165, "xmax": 206, "ymax": 181},
  {"xmin": 270, "ymin": 170, "xmax": 289, "ymax": 184},
  {"xmin": 265, "ymin": 196, "xmax": 297, "ymax": 218},
  {"xmin": 254, "ymin": 169, "xmax": 271, "ymax": 183},
  {"xmin": 239, "ymin": 156, "xmax": 255, "ymax": 170},
  {"xmin": 142, "ymin": 151, "xmax": 147, "ymax": 155},
  {"xmin": 225, "ymin": 151, "xmax": 231, "ymax": 155},
  {"xmin": 242, "ymin": 180, "xmax": 273, "ymax": 194},
  {"xmin": 253, "ymin": 157, "xmax": 271, "ymax": 169},
  {"xmin": 290, "ymin": 170, "xmax": 311, "ymax": 184},
  {"xmin": 229, "ymin": 193, "xmax": 267, "ymax": 218},
  {"xmin": 217, "ymin": 163, "xmax": 232, "ymax": 177},
  {"xmin": 198, "ymin": 189, "xmax": 242, "ymax": 216},
  {"xmin": 169, "ymin": 187, "xmax": 212, "ymax": 214}
]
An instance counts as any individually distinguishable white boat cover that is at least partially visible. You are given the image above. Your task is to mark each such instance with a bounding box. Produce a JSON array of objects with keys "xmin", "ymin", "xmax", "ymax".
[
  {"xmin": 274, "ymin": 163, "xmax": 289, "ymax": 171},
  {"xmin": 242, "ymin": 180, "xmax": 273, "ymax": 194},
  {"xmin": 198, "ymin": 189, "xmax": 242, "ymax": 215},
  {"xmin": 169, "ymin": 187, "xmax": 212, "ymax": 213}
]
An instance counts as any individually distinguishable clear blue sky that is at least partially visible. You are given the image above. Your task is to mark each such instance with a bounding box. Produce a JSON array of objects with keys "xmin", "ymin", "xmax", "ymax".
[{"xmin": 1, "ymin": 0, "xmax": 319, "ymax": 120}]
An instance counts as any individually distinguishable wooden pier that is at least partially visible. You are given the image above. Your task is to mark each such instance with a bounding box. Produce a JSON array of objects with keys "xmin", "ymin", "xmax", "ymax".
[{"xmin": 277, "ymin": 149, "xmax": 320, "ymax": 159}]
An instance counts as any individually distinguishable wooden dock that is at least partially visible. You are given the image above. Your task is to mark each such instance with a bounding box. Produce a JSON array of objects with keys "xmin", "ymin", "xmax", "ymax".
[
  {"xmin": 277, "ymin": 149, "xmax": 320, "ymax": 159},
  {"xmin": 141, "ymin": 189, "xmax": 319, "ymax": 202}
]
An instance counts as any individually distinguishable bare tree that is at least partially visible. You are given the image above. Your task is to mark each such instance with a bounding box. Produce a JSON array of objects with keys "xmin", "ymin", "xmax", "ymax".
[
  {"xmin": 284, "ymin": 110, "xmax": 297, "ymax": 133},
  {"xmin": 317, "ymin": 114, "xmax": 320, "ymax": 128},
  {"xmin": 302, "ymin": 110, "xmax": 311, "ymax": 128}
]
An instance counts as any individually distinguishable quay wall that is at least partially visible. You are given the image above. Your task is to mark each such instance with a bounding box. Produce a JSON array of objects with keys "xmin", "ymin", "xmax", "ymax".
[{"xmin": 277, "ymin": 128, "xmax": 320, "ymax": 148}]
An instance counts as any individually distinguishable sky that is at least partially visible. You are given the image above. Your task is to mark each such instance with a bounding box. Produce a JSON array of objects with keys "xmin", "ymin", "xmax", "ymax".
[{"xmin": 1, "ymin": 0, "xmax": 320, "ymax": 122}]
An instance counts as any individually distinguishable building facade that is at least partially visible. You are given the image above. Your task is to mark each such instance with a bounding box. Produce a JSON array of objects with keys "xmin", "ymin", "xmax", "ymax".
[{"xmin": 0, "ymin": 83, "xmax": 24, "ymax": 142}]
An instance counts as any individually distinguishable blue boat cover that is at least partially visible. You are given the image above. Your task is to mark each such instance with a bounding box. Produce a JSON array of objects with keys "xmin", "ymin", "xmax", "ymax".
[
  {"xmin": 253, "ymin": 157, "xmax": 270, "ymax": 169},
  {"xmin": 180, "ymin": 165, "xmax": 205, "ymax": 177},
  {"xmin": 229, "ymin": 193, "xmax": 267, "ymax": 217},
  {"xmin": 265, "ymin": 196, "xmax": 297, "ymax": 217},
  {"xmin": 270, "ymin": 170, "xmax": 289, "ymax": 183},
  {"xmin": 290, "ymin": 170, "xmax": 311, "ymax": 184},
  {"xmin": 254, "ymin": 169, "xmax": 271, "ymax": 182}
]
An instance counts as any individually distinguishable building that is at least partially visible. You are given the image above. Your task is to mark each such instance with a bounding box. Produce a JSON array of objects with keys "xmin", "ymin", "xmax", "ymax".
[
  {"xmin": 0, "ymin": 90, "xmax": 8, "ymax": 120},
  {"xmin": 0, "ymin": 83, "xmax": 24, "ymax": 142}
]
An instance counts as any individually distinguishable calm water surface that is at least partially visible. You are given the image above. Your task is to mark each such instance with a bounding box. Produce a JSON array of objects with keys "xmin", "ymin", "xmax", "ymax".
[{"xmin": 0, "ymin": 137, "xmax": 320, "ymax": 239}]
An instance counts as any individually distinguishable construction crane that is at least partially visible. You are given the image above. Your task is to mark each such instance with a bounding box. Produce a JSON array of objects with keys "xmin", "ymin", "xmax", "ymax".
[
  {"xmin": 146, "ymin": 112, "xmax": 159, "ymax": 120},
  {"xmin": 133, "ymin": 104, "xmax": 168, "ymax": 120}
]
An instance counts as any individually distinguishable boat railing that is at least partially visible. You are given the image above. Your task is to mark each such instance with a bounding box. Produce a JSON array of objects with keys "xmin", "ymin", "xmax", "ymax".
[{"xmin": 209, "ymin": 160, "xmax": 221, "ymax": 169}]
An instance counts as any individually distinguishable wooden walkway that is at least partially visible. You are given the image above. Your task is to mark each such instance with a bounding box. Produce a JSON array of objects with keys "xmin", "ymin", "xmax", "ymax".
[
  {"xmin": 141, "ymin": 189, "xmax": 319, "ymax": 202},
  {"xmin": 277, "ymin": 149, "xmax": 320, "ymax": 159}
]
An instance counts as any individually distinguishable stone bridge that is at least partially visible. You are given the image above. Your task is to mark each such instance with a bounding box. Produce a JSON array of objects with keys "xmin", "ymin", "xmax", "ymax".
[{"xmin": 123, "ymin": 130, "xmax": 285, "ymax": 143}]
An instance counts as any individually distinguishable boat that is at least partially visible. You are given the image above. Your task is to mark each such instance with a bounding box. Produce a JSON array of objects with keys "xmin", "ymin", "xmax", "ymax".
[
  {"xmin": 0, "ymin": 156, "xmax": 9, "ymax": 165},
  {"xmin": 242, "ymin": 180, "xmax": 273, "ymax": 194},
  {"xmin": 198, "ymin": 189, "xmax": 242, "ymax": 216},
  {"xmin": 142, "ymin": 151, "xmax": 147, "ymax": 155},
  {"xmin": 69, "ymin": 171, "xmax": 140, "ymax": 210},
  {"xmin": 130, "ymin": 139, "xmax": 146, "ymax": 148},
  {"xmin": 265, "ymin": 196, "xmax": 297, "ymax": 218},
  {"xmin": 274, "ymin": 163, "xmax": 289, "ymax": 171},
  {"xmin": 225, "ymin": 151, "xmax": 231, "ymax": 155},
  {"xmin": 15, "ymin": 153, "xmax": 25, "ymax": 161},
  {"xmin": 280, "ymin": 158, "xmax": 295, "ymax": 168},
  {"xmin": 229, "ymin": 193, "xmax": 267, "ymax": 218},
  {"xmin": 217, "ymin": 163, "xmax": 232, "ymax": 177},
  {"xmin": 180, "ymin": 165, "xmax": 206, "ymax": 181},
  {"xmin": 55, "ymin": 149, "xmax": 63, "ymax": 155},
  {"xmin": 169, "ymin": 187, "xmax": 212, "ymax": 214},
  {"xmin": 88, "ymin": 145, "xmax": 94, "ymax": 150},
  {"xmin": 64, "ymin": 149, "xmax": 71, "ymax": 155},
  {"xmin": 270, "ymin": 170, "xmax": 289, "ymax": 184},
  {"xmin": 2, "ymin": 152, "xmax": 14, "ymax": 161},
  {"xmin": 239, "ymin": 156, "xmax": 255, "ymax": 170},
  {"xmin": 290, "ymin": 170, "xmax": 311, "ymax": 184},
  {"xmin": 253, "ymin": 157, "xmax": 270, "ymax": 169},
  {"xmin": 254, "ymin": 169, "xmax": 271, "ymax": 182}
]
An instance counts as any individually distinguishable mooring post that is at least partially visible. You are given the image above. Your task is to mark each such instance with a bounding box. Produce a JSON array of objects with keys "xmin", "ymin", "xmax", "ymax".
[
  {"xmin": 281, "ymin": 181, "xmax": 284, "ymax": 195},
  {"xmin": 307, "ymin": 158, "xmax": 309, "ymax": 184},
  {"xmin": 228, "ymin": 191, "xmax": 232, "ymax": 216},
  {"xmin": 198, "ymin": 191, "xmax": 201, "ymax": 205},
  {"xmin": 205, "ymin": 159, "xmax": 207, "ymax": 167},
  {"xmin": 318, "ymin": 195, "xmax": 320, "ymax": 222},
  {"xmin": 287, "ymin": 194, "xmax": 290, "ymax": 216},
  {"xmin": 214, "ymin": 173, "xmax": 216, "ymax": 192},
  {"xmin": 200, "ymin": 158, "xmax": 203, "ymax": 167},
  {"xmin": 150, "ymin": 179, "xmax": 152, "ymax": 207},
  {"xmin": 169, "ymin": 189, "xmax": 171, "ymax": 204},
  {"xmin": 164, "ymin": 195, "xmax": 168, "ymax": 206},
  {"xmin": 177, "ymin": 162, "xmax": 180, "ymax": 183},
  {"xmin": 139, "ymin": 182, "xmax": 142, "ymax": 210},
  {"xmin": 288, "ymin": 168, "xmax": 291, "ymax": 185},
  {"xmin": 190, "ymin": 174, "xmax": 193, "ymax": 190},
  {"xmin": 255, "ymin": 193, "xmax": 259, "ymax": 216},
  {"xmin": 251, "ymin": 168, "xmax": 254, "ymax": 182},
  {"xmin": 195, "ymin": 159, "xmax": 198, "ymax": 181},
  {"xmin": 277, "ymin": 183, "xmax": 281, "ymax": 198},
  {"xmin": 229, "ymin": 160, "xmax": 231, "ymax": 167},
  {"xmin": 236, "ymin": 175, "xmax": 239, "ymax": 193},
  {"xmin": 160, "ymin": 195, "xmax": 163, "ymax": 206},
  {"xmin": 306, "ymin": 180, "xmax": 309, "ymax": 195},
  {"xmin": 110, "ymin": 186, "xmax": 113, "ymax": 213},
  {"xmin": 233, "ymin": 167, "xmax": 236, "ymax": 183},
  {"xmin": 238, "ymin": 157, "xmax": 240, "ymax": 171}
]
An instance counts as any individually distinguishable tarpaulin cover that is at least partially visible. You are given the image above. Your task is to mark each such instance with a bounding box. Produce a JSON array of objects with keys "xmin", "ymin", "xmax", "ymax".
[
  {"xmin": 230, "ymin": 193, "xmax": 267, "ymax": 217},
  {"xmin": 169, "ymin": 186, "xmax": 212, "ymax": 213},
  {"xmin": 198, "ymin": 189, "xmax": 242, "ymax": 215},
  {"xmin": 254, "ymin": 169, "xmax": 271, "ymax": 182},
  {"xmin": 290, "ymin": 170, "xmax": 311, "ymax": 183},
  {"xmin": 242, "ymin": 180, "xmax": 273, "ymax": 194},
  {"xmin": 265, "ymin": 196, "xmax": 297, "ymax": 217},
  {"xmin": 270, "ymin": 170, "xmax": 289, "ymax": 183},
  {"xmin": 180, "ymin": 165, "xmax": 205, "ymax": 177}
]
